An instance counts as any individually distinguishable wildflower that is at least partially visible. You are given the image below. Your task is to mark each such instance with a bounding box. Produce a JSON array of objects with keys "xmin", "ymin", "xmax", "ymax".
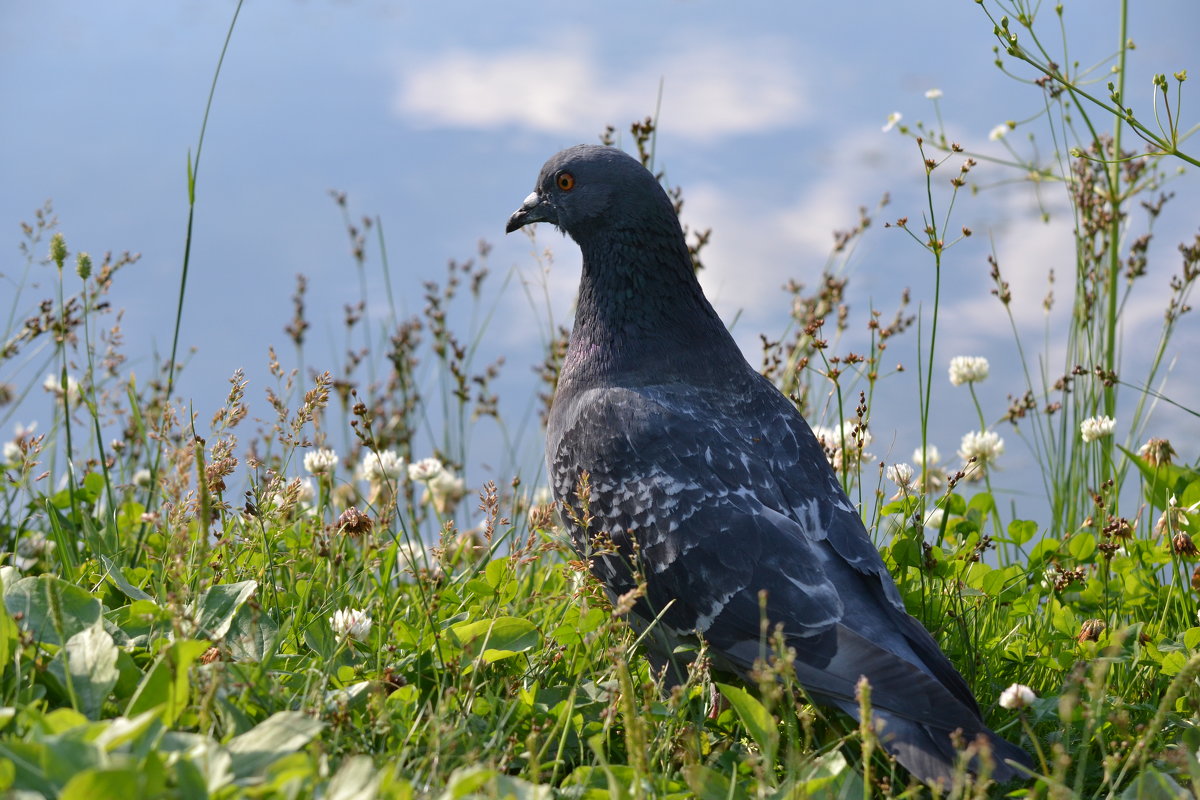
[
  {"xmin": 75, "ymin": 252, "xmax": 92, "ymax": 280},
  {"xmin": 812, "ymin": 421, "xmax": 873, "ymax": 471},
  {"xmin": 958, "ymin": 430, "xmax": 1004, "ymax": 478},
  {"xmin": 882, "ymin": 112, "xmax": 903, "ymax": 133},
  {"xmin": 1138, "ymin": 437, "xmax": 1175, "ymax": 467},
  {"xmin": 304, "ymin": 447, "xmax": 339, "ymax": 476},
  {"xmin": 998, "ymin": 683, "xmax": 1036, "ymax": 710},
  {"xmin": 329, "ymin": 607, "xmax": 372, "ymax": 642},
  {"xmin": 1080, "ymin": 415, "xmax": 1115, "ymax": 443},
  {"xmin": 1077, "ymin": 619, "xmax": 1106, "ymax": 642},
  {"xmin": 408, "ymin": 457, "xmax": 445, "ymax": 483},
  {"xmin": 336, "ymin": 506, "xmax": 373, "ymax": 536},
  {"xmin": 296, "ymin": 477, "xmax": 315, "ymax": 504},
  {"xmin": 924, "ymin": 88, "xmax": 944, "ymax": 99},
  {"xmin": 989, "ymin": 124, "xmax": 1009, "ymax": 141},
  {"xmin": 912, "ymin": 445, "xmax": 940, "ymax": 467},
  {"xmin": 886, "ymin": 462, "xmax": 919, "ymax": 495},
  {"xmin": 427, "ymin": 467, "xmax": 466, "ymax": 514},
  {"xmin": 356, "ymin": 449, "xmax": 405, "ymax": 485},
  {"xmin": 2, "ymin": 440, "xmax": 20, "ymax": 465},
  {"xmin": 948, "ymin": 356, "xmax": 989, "ymax": 386},
  {"xmin": 1173, "ymin": 533, "xmax": 1199, "ymax": 557},
  {"xmin": 132, "ymin": 468, "xmax": 152, "ymax": 488},
  {"xmin": 42, "ymin": 373, "xmax": 81, "ymax": 406}
]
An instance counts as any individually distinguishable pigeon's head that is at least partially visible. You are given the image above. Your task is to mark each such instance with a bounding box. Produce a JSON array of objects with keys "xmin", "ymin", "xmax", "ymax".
[{"xmin": 505, "ymin": 145, "xmax": 675, "ymax": 241}]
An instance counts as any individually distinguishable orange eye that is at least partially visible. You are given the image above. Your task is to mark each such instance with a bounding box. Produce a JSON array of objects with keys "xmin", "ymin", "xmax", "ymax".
[{"xmin": 556, "ymin": 172, "xmax": 575, "ymax": 191}]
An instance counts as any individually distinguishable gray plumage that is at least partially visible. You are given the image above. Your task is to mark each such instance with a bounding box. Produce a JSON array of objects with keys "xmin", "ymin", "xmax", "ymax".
[{"xmin": 505, "ymin": 144, "xmax": 1032, "ymax": 786}]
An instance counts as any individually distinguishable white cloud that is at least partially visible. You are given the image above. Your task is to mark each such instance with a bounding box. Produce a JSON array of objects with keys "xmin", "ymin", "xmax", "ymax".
[{"xmin": 393, "ymin": 32, "xmax": 809, "ymax": 142}]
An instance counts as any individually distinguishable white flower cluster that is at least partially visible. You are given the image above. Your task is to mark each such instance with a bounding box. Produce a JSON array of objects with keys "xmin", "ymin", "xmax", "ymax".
[
  {"xmin": 958, "ymin": 430, "xmax": 1004, "ymax": 480},
  {"xmin": 989, "ymin": 123, "xmax": 1010, "ymax": 141},
  {"xmin": 948, "ymin": 356, "xmax": 990, "ymax": 386},
  {"xmin": 329, "ymin": 607, "xmax": 372, "ymax": 642},
  {"xmin": 998, "ymin": 683, "xmax": 1036, "ymax": 710},
  {"xmin": 304, "ymin": 447, "xmax": 339, "ymax": 476},
  {"xmin": 1079, "ymin": 415, "xmax": 1115, "ymax": 443},
  {"xmin": 924, "ymin": 88, "xmax": 943, "ymax": 99},
  {"xmin": 811, "ymin": 421, "xmax": 873, "ymax": 471},
  {"xmin": 408, "ymin": 457, "xmax": 467, "ymax": 513},
  {"xmin": 882, "ymin": 111, "xmax": 903, "ymax": 133},
  {"xmin": 885, "ymin": 462, "xmax": 918, "ymax": 494},
  {"xmin": 43, "ymin": 373, "xmax": 81, "ymax": 406},
  {"xmin": 356, "ymin": 449, "xmax": 405, "ymax": 484}
]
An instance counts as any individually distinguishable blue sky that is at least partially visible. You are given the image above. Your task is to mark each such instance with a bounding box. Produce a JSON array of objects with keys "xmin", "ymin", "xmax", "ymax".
[{"xmin": 3, "ymin": 1, "xmax": 1199, "ymax": 513}]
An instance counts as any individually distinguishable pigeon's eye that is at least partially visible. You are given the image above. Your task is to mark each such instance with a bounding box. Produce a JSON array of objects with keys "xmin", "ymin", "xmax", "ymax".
[{"xmin": 556, "ymin": 172, "xmax": 576, "ymax": 191}]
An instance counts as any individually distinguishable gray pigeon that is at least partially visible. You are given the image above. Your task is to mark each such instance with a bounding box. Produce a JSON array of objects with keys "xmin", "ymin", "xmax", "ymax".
[{"xmin": 506, "ymin": 144, "xmax": 1032, "ymax": 786}]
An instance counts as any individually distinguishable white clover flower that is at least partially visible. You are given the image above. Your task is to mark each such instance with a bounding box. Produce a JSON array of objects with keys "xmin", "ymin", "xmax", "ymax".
[
  {"xmin": 43, "ymin": 373, "xmax": 81, "ymax": 405},
  {"xmin": 408, "ymin": 457, "xmax": 445, "ymax": 483},
  {"xmin": 948, "ymin": 356, "xmax": 990, "ymax": 386},
  {"xmin": 356, "ymin": 449, "xmax": 405, "ymax": 484},
  {"xmin": 912, "ymin": 445, "xmax": 941, "ymax": 467},
  {"xmin": 924, "ymin": 507, "xmax": 946, "ymax": 530},
  {"xmin": 532, "ymin": 486, "xmax": 554, "ymax": 506},
  {"xmin": 132, "ymin": 468, "xmax": 152, "ymax": 488},
  {"xmin": 329, "ymin": 607, "xmax": 372, "ymax": 642},
  {"xmin": 989, "ymin": 124, "xmax": 1009, "ymax": 141},
  {"xmin": 304, "ymin": 447, "xmax": 339, "ymax": 476},
  {"xmin": 886, "ymin": 462, "xmax": 916, "ymax": 490},
  {"xmin": 925, "ymin": 88, "xmax": 944, "ymax": 99},
  {"xmin": 2, "ymin": 440, "xmax": 20, "ymax": 465},
  {"xmin": 882, "ymin": 112, "xmax": 903, "ymax": 133},
  {"xmin": 812, "ymin": 422, "xmax": 873, "ymax": 470},
  {"xmin": 998, "ymin": 683, "xmax": 1036, "ymax": 710},
  {"xmin": 296, "ymin": 477, "xmax": 316, "ymax": 504},
  {"xmin": 1080, "ymin": 415, "xmax": 1116, "ymax": 443},
  {"xmin": 427, "ymin": 468, "xmax": 466, "ymax": 509},
  {"xmin": 958, "ymin": 430, "xmax": 1005, "ymax": 477}
]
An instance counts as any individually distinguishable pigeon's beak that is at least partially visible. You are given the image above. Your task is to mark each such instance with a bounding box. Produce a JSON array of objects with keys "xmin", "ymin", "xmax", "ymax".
[{"xmin": 505, "ymin": 191, "xmax": 555, "ymax": 233}]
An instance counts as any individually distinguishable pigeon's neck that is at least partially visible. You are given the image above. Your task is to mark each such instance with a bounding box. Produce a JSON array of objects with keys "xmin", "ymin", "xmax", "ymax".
[{"xmin": 564, "ymin": 227, "xmax": 743, "ymax": 384}]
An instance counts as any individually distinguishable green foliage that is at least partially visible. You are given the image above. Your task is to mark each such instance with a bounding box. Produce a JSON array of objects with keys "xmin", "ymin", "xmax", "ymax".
[{"xmin": 2, "ymin": 0, "xmax": 1200, "ymax": 797}]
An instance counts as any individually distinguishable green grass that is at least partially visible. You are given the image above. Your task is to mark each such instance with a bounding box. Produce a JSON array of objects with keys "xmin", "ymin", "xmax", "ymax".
[{"xmin": 3, "ymin": 0, "xmax": 1200, "ymax": 797}]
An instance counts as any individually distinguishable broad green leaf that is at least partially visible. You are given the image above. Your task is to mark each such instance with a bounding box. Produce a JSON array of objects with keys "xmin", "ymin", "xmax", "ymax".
[
  {"xmin": 1184, "ymin": 627, "xmax": 1200, "ymax": 651},
  {"xmin": 1160, "ymin": 650, "xmax": 1189, "ymax": 677},
  {"xmin": 226, "ymin": 710, "xmax": 323, "ymax": 780},
  {"xmin": 61, "ymin": 768, "xmax": 146, "ymax": 800},
  {"xmin": 1118, "ymin": 765, "xmax": 1189, "ymax": 799},
  {"xmin": 4, "ymin": 575, "xmax": 101, "ymax": 646},
  {"xmin": 100, "ymin": 555, "xmax": 154, "ymax": 603},
  {"xmin": 716, "ymin": 682, "xmax": 778, "ymax": 765},
  {"xmin": 125, "ymin": 639, "xmax": 210, "ymax": 724},
  {"xmin": 1028, "ymin": 537, "xmax": 1061, "ymax": 568},
  {"xmin": 224, "ymin": 602, "xmax": 279, "ymax": 662},
  {"xmin": 451, "ymin": 617, "xmax": 540, "ymax": 663},
  {"xmin": 1066, "ymin": 532, "xmax": 1097, "ymax": 562},
  {"xmin": 48, "ymin": 621, "xmax": 119, "ymax": 719},
  {"xmin": 189, "ymin": 580, "xmax": 257, "ymax": 640},
  {"xmin": 1007, "ymin": 518, "xmax": 1038, "ymax": 546},
  {"xmin": 326, "ymin": 756, "xmax": 382, "ymax": 800},
  {"xmin": 682, "ymin": 764, "xmax": 746, "ymax": 800}
]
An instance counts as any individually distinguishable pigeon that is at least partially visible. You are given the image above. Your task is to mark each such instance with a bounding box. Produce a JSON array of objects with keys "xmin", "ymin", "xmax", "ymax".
[{"xmin": 505, "ymin": 144, "xmax": 1033, "ymax": 786}]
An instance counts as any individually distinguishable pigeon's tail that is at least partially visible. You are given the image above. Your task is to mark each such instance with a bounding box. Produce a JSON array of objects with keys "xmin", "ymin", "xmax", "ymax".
[{"xmin": 833, "ymin": 700, "xmax": 1034, "ymax": 787}]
